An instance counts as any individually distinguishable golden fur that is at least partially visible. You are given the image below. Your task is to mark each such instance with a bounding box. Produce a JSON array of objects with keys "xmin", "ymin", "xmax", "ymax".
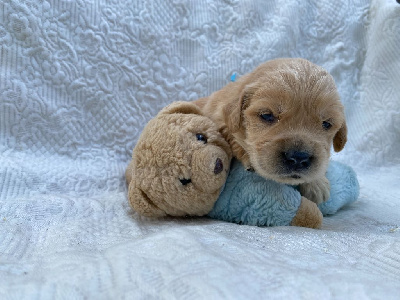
[{"xmin": 194, "ymin": 58, "xmax": 347, "ymax": 204}]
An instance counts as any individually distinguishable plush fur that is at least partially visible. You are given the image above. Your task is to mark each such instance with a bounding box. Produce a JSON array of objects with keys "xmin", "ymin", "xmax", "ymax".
[
  {"xmin": 208, "ymin": 159, "xmax": 359, "ymax": 228},
  {"xmin": 126, "ymin": 101, "xmax": 232, "ymax": 217},
  {"xmin": 194, "ymin": 58, "xmax": 347, "ymax": 205}
]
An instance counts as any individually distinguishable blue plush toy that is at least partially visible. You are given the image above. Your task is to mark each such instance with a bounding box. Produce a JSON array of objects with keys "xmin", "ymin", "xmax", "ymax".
[{"xmin": 208, "ymin": 160, "xmax": 359, "ymax": 228}]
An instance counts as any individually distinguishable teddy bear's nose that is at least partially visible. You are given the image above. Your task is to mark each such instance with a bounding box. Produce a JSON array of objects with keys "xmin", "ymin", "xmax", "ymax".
[{"xmin": 214, "ymin": 158, "xmax": 223, "ymax": 174}]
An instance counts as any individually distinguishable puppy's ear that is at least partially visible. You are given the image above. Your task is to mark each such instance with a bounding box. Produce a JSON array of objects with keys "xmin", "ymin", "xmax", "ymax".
[
  {"xmin": 333, "ymin": 121, "xmax": 347, "ymax": 152},
  {"xmin": 224, "ymin": 84, "xmax": 257, "ymax": 132},
  {"xmin": 128, "ymin": 184, "xmax": 167, "ymax": 217},
  {"xmin": 159, "ymin": 101, "xmax": 203, "ymax": 116}
]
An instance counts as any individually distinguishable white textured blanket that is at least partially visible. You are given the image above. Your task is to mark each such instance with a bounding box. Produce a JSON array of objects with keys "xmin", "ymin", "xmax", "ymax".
[{"xmin": 1, "ymin": 0, "xmax": 400, "ymax": 299}]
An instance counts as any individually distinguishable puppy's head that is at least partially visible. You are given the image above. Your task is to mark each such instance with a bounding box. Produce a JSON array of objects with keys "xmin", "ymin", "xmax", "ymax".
[{"xmin": 225, "ymin": 58, "xmax": 347, "ymax": 185}]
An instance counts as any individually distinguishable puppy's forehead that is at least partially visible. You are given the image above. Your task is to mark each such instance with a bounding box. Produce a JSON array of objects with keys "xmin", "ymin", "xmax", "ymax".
[
  {"xmin": 250, "ymin": 66, "xmax": 341, "ymax": 114},
  {"xmin": 254, "ymin": 58, "xmax": 332, "ymax": 85},
  {"xmin": 250, "ymin": 59, "xmax": 337, "ymax": 97}
]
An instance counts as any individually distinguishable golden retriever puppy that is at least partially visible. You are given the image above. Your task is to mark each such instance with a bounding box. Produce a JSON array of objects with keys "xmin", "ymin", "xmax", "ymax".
[{"xmin": 194, "ymin": 58, "xmax": 347, "ymax": 204}]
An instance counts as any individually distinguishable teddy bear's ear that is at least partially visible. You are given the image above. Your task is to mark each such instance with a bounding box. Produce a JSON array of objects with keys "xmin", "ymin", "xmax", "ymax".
[
  {"xmin": 159, "ymin": 101, "xmax": 203, "ymax": 116},
  {"xmin": 125, "ymin": 160, "xmax": 134, "ymax": 185},
  {"xmin": 128, "ymin": 183, "xmax": 167, "ymax": 217}
]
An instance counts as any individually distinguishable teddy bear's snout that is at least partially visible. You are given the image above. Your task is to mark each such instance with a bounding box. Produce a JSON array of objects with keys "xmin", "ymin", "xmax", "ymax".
[{"xmin": 191, "ymin": 146, "xmax": 229, "ymax": 193}]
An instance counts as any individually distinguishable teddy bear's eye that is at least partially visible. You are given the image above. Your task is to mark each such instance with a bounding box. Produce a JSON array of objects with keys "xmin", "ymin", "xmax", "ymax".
[
  {"xmin": 179, "ymin": 178, "xmax": 192, "ymax": 186},
  {"xmin": 196, "ymin": 133, "xmax": 207, "ymax": 143}
]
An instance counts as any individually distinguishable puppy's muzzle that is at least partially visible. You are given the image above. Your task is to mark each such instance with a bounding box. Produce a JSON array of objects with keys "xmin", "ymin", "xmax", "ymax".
[{"xmin": 282, "ymin": 150, "xmax": 313, "ymax": 172}]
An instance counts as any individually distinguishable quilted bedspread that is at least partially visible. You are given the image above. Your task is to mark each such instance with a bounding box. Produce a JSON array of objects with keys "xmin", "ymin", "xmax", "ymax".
[{"xmin": 1, "ymin": 0, "xmax": 400, "ymax": 299}]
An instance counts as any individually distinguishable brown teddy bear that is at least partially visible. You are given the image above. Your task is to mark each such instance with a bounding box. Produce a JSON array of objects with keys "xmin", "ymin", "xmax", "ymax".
[
  {"xmin": 125, "ymin": 101, "xmax": 326, "ymax": 228},
  {"xmin": 125, "ymin": 101, "xmax": 232, "ymax": 217}
]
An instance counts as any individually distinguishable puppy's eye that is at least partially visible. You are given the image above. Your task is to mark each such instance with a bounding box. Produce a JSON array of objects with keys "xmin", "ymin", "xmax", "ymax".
[
  {"xmin": 260, "ymin": 113, "xmax": 276, "ymax": 124},
  {"xmin": 196, "ymin": 133, "xmax": 207, "ymax": 143},
  {"xmin": 322, "ymin": 121, "xmax": 332, "ymax": 130}
]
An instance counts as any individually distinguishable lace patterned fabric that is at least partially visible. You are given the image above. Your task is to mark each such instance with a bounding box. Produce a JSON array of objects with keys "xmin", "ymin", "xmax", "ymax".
[{"xmin": 1, "ymin": 0, "xmax": 400, "ymax": 298}]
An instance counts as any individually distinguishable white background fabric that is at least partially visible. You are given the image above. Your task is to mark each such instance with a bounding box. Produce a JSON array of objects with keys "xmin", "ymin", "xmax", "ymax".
[{"xmin": 1, "ymin": 0, "xmax": 400, "ymax": 299}]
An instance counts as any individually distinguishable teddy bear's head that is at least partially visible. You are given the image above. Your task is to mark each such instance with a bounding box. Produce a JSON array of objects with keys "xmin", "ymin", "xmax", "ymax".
[{"xmin": 126, "ymin": 101, "xmax": 232, "ymax": 217}]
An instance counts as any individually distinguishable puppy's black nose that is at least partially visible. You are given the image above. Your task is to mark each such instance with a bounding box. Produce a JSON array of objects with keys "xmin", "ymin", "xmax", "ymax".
[
  {"xmin": 214, "ymin": 158, "xmax": 223, "ymax": 174},
  {"xmin": 282, "ymin": 151, "xmax": 312, "ymax": 171}
]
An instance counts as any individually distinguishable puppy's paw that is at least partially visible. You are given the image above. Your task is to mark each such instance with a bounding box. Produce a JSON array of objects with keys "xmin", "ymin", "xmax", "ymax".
[
  {"xmin": 299, "ymin": 177, "xmax": 330, "ymax": 205},
  {"xmin": 235, "ymin": 150, "xmax": 253, "ymax": 172},
  {"xmin": 242, "ymin": 156, "xmax": 254, "ymax": 172},
  {"xmin": 290, "ymin": 197, "xmax": 323, "ymax": 229}
]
